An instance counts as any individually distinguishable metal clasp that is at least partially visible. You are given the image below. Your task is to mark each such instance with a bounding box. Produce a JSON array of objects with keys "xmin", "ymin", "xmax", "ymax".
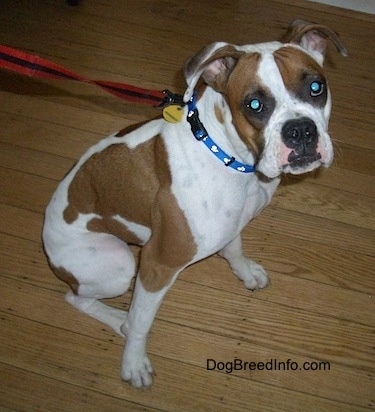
[{"xmin": 158, "ymin": 89, "xmax": 185, "ymax": 108}]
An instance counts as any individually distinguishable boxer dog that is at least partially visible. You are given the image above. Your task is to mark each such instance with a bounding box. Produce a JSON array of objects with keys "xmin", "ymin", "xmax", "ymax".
[{"xmin": 43, "ymin": 20, "xmax": 346, "ymax": 387}]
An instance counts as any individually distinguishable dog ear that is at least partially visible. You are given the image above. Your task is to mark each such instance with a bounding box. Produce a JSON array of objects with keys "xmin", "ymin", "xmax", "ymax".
[
  {"xmin": 183, "ymin": 42, "xmax": 244, "ymax": 102},
  {"xmin": 283, "ymin": 19, "xmax": 347, "ymax": 64}
]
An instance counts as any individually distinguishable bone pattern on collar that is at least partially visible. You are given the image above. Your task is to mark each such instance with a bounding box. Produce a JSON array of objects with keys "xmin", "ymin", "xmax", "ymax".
[{"xmin": 186, "ymin": 92, "xmax": 255, "ymax": 173}]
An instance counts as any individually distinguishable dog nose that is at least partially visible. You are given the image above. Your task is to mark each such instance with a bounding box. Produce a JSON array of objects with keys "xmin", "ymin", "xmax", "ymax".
[{"xmin": 281, "ymin": 117, "xmax": 318, "ymax": 152}]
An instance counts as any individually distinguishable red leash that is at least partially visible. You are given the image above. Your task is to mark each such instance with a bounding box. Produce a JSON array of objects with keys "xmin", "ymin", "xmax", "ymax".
[{"xmin": 0, "ymin": 45, "xmax": 166, "ymax": 106}]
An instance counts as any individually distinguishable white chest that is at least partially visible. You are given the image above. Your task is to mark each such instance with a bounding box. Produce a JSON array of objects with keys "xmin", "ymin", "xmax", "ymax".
[{"xmin": 165, "ymin": 129, "xmax": 280, "ymax": 259}]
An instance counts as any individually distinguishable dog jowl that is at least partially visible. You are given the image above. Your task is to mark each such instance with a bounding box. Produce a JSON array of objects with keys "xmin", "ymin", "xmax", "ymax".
[{"xmin": 43, "ymin": 20, "xmax": 346, "ymax": 387}]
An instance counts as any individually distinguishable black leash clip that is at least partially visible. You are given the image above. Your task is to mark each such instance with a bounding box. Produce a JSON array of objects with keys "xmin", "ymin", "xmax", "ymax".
[{"xmin": 158, "ymin": 89, "xmax": 185, "ymax": 108}]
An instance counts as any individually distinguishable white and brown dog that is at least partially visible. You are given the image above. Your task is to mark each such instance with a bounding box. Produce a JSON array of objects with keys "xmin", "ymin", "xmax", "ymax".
[{"xmin": 43, "ymin": 20, "xmax": 346, "ymax": 387}]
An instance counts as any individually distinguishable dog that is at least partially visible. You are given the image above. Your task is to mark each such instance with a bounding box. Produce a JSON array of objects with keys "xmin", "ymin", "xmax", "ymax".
[{"xmin": 42, "ymin": 19, "xmax": 346, "ymax": 388}]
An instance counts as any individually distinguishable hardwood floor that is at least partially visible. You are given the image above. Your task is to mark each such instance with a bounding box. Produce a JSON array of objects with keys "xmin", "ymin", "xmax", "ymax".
[{"xmin": 0, "ymin": 1, "xmax": 374, "ymax": 410}]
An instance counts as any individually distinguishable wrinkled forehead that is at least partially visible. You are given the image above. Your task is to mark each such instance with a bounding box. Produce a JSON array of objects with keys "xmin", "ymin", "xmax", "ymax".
[{"xmin": 238, "ymin": 42, "xmax": 326, "ymax": 99}]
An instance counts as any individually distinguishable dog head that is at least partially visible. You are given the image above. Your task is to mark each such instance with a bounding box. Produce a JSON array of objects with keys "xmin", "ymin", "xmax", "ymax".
[{"xmin": 183, "ymin": 20, "xmax": 347, "ymax": 178}]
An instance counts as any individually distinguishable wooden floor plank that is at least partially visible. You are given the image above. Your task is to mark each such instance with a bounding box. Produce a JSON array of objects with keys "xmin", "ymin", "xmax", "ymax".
[
  {"xmin": 0, "ymin": 112, "xmax": 102, "ymax": 159},
  {"xmin": 274, "ymin": 183, "xmax": 375, "ymax": 230},
  {"xmin": 251, "ymin": 207, "xmax": 375, "ymax": 256},
  {"xmin": 0, "ymin": 363, "xmax": 158, "ymax": 412},
  {"xmin": 0, "ymin": 90, "xmax": 132, "ymax": 136},
  {"xmin": 1, "ymin": 275, "xmax": 373, "ymax": 409},
  {"xmin": 0, "ymin": 204, "xmax": 42, "ymax": 242},
  {"xmin": 0, "ymin": 141, "xmax": 74, "ymax": 180},
  {"xmin": 159, "ymin": 282, "xmax": 374, "ymax": 370},
  {"xmin": 0, "ymin": 167, "xmax": 54, "ymax": 214},
  {"xmin": 0, "ymin": 311, "xmax": 371, "ymax": 411}
]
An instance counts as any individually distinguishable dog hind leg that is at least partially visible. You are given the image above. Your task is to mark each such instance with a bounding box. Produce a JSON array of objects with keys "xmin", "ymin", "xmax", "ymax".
[
  {"xmin": 219, "ymin": 235, "xmax": 269, "ymax": 289},
  {"xmin": 49, "ymin": 233, "xmax": 136, "ymax": 337},
  {"xmin": 65, "ymin": 292, "xmax": 128, "ymax": 337}
]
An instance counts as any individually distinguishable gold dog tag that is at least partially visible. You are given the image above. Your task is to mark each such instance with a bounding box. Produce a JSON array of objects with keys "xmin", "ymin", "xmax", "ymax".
[{"xmin": 163, "ymin": 104, "xmax": 184, "ymax": 123}]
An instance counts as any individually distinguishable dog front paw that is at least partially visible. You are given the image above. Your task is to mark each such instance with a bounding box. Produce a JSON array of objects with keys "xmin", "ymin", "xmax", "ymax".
[
  {"xmin": 234, "ymin": 258, "xmax": 269, "ymax": 290},
  {"xmin": 121, "ymin": 354, "xmax": 154, "ymax": 388}
]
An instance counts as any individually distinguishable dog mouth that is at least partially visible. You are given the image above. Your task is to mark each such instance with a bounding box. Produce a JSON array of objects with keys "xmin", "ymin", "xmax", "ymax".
[{"xmin": 287, "ymin": 151, "xmax": 322, "ymax": 169}]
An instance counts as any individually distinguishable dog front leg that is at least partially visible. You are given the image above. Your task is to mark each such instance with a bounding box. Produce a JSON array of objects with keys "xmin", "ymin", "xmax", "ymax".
[
  {"xmin": 120, "ymin": 232, "xmax": 192, "ymax": 387},
  {"xmin": 120, "ymin": 186, "xmax": 197, "ymax": 387},
  {"xmin": 219, "ymin": 235, "xmax": 269, "ymax": 290},
  {"xmin": 120, "ymin": 272, "xmax": 174, "ymax": 388}
]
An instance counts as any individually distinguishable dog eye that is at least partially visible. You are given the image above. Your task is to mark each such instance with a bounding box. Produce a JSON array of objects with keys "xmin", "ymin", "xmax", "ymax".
[
  {"xmin": 247, "ymin": 98, "xmax": 264, "ymax": 113},
  {"xmin": 310, "ymin": 81, "xmax": 324, "ymax": 97}
]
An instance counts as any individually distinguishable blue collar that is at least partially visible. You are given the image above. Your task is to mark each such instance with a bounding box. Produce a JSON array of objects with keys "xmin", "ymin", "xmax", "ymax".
[{"xmin": 186, "ymin": 93, "xmax": 255, "ymax": 173}]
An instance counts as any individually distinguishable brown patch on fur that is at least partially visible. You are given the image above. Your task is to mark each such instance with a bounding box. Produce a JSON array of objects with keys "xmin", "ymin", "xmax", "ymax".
[
  {"xmin": 63, "ymin": 133, "xmax": 197, "ymax": 291},
  {"xmin": 274, "ymin": 47, "xmax": 327, "ymax": 107},
  {"xmin": 63, "ymin": 138, "xmax": 162, "ymax": 231},
  {"xmin": 50, "ymin": 264, "xmax": 80, "ymax": 294},
  {"xmin": 87, "ymin": 216, "xmax": 143, "ymax": 245},
  {"xmin": 214, "ymin": 104, "xmax": 225, "ymax": 124},
  {"xmin": 139, "ymin": 186, "xmax": 197, "ymax": 292},
  {"xmin": 225, "ymin": 53, "xmax": 267, "ymax": 157},
  {"xmin": 195, "ymin": 83, "xmax": 207, "ymax": 100}
]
